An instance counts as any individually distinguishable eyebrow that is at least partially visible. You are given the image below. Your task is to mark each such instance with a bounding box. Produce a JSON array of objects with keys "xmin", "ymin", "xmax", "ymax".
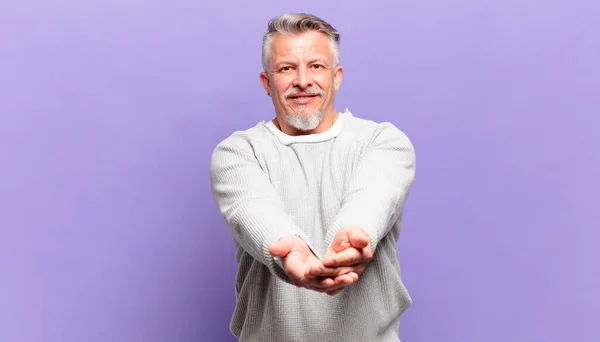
[
  {"xmin": 274, "ymin": 57, "xmax": 329, "ymax": 68},
  {"xmin": 274, "ymin": 60, "xmax": 296, "ymax": 67}
]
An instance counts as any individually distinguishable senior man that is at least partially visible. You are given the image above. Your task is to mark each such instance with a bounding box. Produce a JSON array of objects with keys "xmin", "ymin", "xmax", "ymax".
[{"xmin": 210, "ymin": 12, "xmax": 416, "ymax": 342}]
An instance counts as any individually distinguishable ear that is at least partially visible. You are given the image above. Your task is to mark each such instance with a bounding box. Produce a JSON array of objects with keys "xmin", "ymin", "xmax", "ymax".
[
  {"xmin": 259, "ymin": 71, "xmax": 271, "ymax": 96},
  {"xmin": 333, "ymin": 65, "xmax": 344, "ymax": 92}
]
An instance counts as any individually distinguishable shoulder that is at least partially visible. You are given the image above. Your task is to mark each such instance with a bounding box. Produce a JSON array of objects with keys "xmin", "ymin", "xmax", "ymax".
[
  {"xmin": 210, "ymin": 122, "xmax": 275, "ymax": 170},
  {"xmin": 342, "ymin": 111, "xmax": 415, "ymax": 152},
  {"xmin": 212, "ymin": 122, "xmax": 273, "ymax": 155}
]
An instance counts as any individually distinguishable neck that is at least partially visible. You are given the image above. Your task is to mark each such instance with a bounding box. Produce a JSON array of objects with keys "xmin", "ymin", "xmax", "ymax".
[{"xmin": 273, "ymin": 109, "xmax": 339, "ymax": 136}]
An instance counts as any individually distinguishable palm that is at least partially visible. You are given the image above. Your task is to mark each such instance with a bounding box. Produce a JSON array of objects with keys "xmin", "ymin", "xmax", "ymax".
[
  {"xmin": 269, "ymin": 234, "xmax": 360, "ymax": 294},
  {"xmin": 283, "ymin": 245, "xmax": 321, "ymax": 280}
]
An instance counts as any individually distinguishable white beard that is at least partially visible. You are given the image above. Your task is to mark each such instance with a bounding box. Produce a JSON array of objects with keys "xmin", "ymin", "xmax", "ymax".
[{"xmin": 283, "ymin": 106, "xmax": 325, "ymax": 131}]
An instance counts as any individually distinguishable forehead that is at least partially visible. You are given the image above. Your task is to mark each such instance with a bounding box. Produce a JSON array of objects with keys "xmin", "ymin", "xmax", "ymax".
[{"xmin": 269, "ymin": 31, "xmax": 332, "ymax": 61}]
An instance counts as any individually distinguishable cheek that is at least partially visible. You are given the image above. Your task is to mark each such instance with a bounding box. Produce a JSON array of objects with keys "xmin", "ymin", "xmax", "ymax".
[
  {"xmin": 314, "ymin": 75, "xmax": 333, "ymax": 91},
  {"xmin": 274, "ymin": 77, "xmax": 293, "ymax": 93}
]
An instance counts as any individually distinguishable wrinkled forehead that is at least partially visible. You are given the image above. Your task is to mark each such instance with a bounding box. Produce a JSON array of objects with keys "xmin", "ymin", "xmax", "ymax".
[{"xmin": 269, "ymin": 31, "xmax": 333, "ymax": 63}]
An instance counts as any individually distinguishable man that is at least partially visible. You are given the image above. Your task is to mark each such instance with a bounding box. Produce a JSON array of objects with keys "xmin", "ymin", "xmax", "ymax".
[{"xmin": 210, "ymin": 13, "xmax": 416, "ymax": 342}]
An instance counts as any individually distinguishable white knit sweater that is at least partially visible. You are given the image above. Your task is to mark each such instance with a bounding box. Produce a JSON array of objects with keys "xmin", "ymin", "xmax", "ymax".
[{"xmin": 210, "ymin": 109, "xmax": 416, "ymax": 342}]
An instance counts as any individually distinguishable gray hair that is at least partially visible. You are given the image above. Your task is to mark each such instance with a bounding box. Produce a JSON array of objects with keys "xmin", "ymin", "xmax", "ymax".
[{"xmin": 261, "ymin": 13, "xmax": 340, "ymax": 72}]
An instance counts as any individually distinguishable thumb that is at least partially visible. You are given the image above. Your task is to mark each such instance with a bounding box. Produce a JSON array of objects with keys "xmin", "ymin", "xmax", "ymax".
[
  {"xmin": 348, "ymin": 227, "xmax": 370, "ymax": 249},
  {"xmin": 331, "ymin": 232, "xmax": 352, "ymax": 253},
  {"xmin": 269, "ymin": 238, "xmax": 292, "ymax": 257}
]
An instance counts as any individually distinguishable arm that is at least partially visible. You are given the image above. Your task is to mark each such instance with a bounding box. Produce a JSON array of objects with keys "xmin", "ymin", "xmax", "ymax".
[
  {"xmin": 323, "ymin": 123, "xmax": 416, "ymax": 253},
  {"xmin": 209, "ymin": 133, "xmax": 311, "ymax": 283}
]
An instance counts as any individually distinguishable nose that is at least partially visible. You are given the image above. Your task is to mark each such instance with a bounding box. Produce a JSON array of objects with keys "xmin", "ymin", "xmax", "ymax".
[{"xmin": 292, "ymin": 65, "xmax": 313, "ymax": 89}]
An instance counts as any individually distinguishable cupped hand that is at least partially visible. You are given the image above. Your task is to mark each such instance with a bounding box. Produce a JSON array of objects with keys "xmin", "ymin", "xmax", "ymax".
[
  {"xmin": 269, "ymin": 235, "xmax": 360, "ymax": 295},
  {"xmin": 308, "ymin": 226, "xmax": 373, "ymax": 295}
]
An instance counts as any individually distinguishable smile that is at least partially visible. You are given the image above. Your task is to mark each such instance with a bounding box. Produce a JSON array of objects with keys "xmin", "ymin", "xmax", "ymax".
[{"xmin": 287, "ymin": 94, "xmax": 319, "ymax": 105}]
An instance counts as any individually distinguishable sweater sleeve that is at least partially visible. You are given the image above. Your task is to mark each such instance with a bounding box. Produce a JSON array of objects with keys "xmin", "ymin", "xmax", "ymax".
[
  {"xmin": 209, "ymin": 132, "xmax": 312, "ymax": 284},
  {"xmin": 324, "ymin": 123, "xmax": 416, "ymax": 252}
]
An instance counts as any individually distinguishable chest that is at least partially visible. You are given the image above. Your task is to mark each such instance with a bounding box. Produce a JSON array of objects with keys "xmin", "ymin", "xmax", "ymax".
[{"xmin": 256, "ymin": 139, "xmax": 364, "ymax": 216}]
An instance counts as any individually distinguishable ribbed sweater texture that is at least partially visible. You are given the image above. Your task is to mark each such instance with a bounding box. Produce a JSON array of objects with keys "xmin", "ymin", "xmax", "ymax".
[{"xmin": 210, "ymin": 109, "xmax": 416, "ymax": 342}]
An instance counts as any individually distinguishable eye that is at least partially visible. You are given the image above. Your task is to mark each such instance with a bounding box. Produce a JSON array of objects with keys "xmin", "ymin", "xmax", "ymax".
[
  {"xmin": 280, "ymin": 66, "xmax": 293, "ymax": 72},
  {"xmin": 311, "ymin": 64, "xmax": 324, "ymax": 69}
]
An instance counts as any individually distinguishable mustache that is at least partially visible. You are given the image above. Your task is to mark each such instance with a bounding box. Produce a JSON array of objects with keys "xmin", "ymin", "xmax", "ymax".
[{"xmin": 284, "ymin": 89, "xmax": 325, "ymax": 98}]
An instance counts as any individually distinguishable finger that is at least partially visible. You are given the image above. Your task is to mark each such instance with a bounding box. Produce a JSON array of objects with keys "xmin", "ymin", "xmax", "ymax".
[
  {"xmin": 305, "ymin": 265, "xmax": 324, "ymax": 279},
  {"xmin": 324, "ymin": 281, "xmax": 347, "ymax": 294},
  {"xmin": 269, "ymin": 239, "xmax": 292, "ymax": 257},
  {"xmin": 348, "ymin": 227, "xmax": 370, "ymax": 249},
  {"xmin": 297, "ymin": 273, "xmax": 337, "ymax": 289},
  {"xmin": 327, "ymin": 288, "xmax": 344, "ymax": 296},
  {"xmin": 307, "ymin": 286, "xmax": 328, "ymax": 293},
  {"xmin": 353, "ymin": 264, "xmax": 366, "ymax": 276},
  {"xmin": 325, "ymin": 271, "xmax": 360, "ymax": 295},
  {"xmin": 331, "ymin": 233, "xmax": 352, "ymax": 253},
  {"xmin": 333, "ymin": 273, "xmax": 357, "ymax": 286},
  {"xmin": 308, "ymin": 278, "xmax": 346, "ymax": 292},
  {"xmin": 305, "ymin": 277, "xmax": 336, "ymax": 289},
  {"xmin": 335, "ymin": 272, "xmax": 360, "ymax": 286},
  {"xmin": 322, "ymin": 248, "xmax": 363, "ymax": 267},
  {"xmin": 309, "ymin": 265, "xmax": 354, "ymax": 278},
  {"xmin": 326, "ymin": 287, "xmax": 345, "ymax": 296}
]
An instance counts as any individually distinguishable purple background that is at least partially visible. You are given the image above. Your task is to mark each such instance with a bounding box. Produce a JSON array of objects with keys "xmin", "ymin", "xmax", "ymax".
[{"xmin": 1, "ymin": 1, "xmax": 598, "ymax": 341}]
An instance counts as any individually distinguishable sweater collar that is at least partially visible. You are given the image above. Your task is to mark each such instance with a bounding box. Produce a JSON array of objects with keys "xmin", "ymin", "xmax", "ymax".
[{"xmin": 264, "ymin": 108, "xmax": 350, "ymax": 145}]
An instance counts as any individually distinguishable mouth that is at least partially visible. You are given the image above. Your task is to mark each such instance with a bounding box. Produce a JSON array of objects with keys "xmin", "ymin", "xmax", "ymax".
[{"xmin": 287, "ymin": 93, "xmax": 320, "ymax": 105}]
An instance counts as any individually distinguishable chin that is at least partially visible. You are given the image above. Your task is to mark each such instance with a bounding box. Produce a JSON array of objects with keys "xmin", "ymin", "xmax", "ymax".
[{"xmin": 284, "ymin": 110, "xmax": 324, "ymax": 131}]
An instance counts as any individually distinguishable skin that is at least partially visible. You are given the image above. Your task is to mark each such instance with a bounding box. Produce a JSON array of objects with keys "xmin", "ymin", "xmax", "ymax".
[
  {"xmin": 269, "ymin": 227, "xmax": 373, "ymax": 295},
  {"xmin": 262, "ymin": 30, "xmax": 374, "ymax": 295},
  {"xmin": 259, "ymin": 30, "xmax": 343, "ymax": 135}
]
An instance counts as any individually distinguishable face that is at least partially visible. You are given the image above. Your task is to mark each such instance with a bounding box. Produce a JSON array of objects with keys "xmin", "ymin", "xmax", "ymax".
[{"xmin": 260, "ymin": 30, "xmax": 344, "ymax": 133}]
